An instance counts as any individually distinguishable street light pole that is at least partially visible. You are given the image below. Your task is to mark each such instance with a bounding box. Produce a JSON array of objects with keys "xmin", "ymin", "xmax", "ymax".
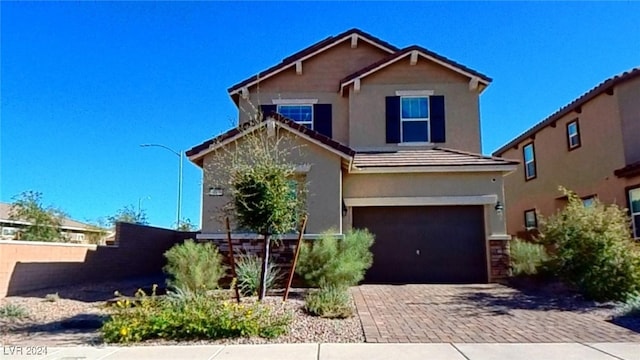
[{"xmin": 140, "ymin": 144, "xmax": 183, "ymax": 228}]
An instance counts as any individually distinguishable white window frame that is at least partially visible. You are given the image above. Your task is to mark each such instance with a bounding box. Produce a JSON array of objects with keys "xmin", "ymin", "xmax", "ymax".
[
  {"xmin": 277, "ymin": 104, "xmax": 314, "ymax": 129},
  {"xmin": 524, "ymin": 209, "xmax": 537, "ymax": 229},
  {"xmin": 567, "ymin": 120, "xmax": 580, "ymax": 149},
  {"xmin": 400, "ymin": 96, "xmax": 430, "ymax": 143},
  {"xmin": 629, "ymin": 187, "xmax": 640, "ymax": 240},
  {"xmin": 1, "ymin": 227, "xmax": 18, "ymax": 239},
  {"xmin": 523, "ymin": 143, "xmax": 536, "ymax": 180}
]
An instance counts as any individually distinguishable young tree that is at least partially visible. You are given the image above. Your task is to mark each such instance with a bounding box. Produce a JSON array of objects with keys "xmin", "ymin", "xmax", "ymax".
[
  {"xmin": 108, "ymin": 205, "xmax": 148, "ymax": 226},
  {"xmin": 176, "ymin": 218, "xmax": 197, "ymax": 231},
  {"xmin": 207, "ymin": 113, "xmax": 308, "ymax": 300},
  {"xmin": 9, "ymin": 191, "xmax": 65, "ymax": 242}
]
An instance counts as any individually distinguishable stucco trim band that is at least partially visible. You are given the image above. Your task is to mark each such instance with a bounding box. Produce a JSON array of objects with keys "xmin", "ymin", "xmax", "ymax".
[
  {"xmin": 344, "ymin": 195, "xmax": 498, "ymax": 207},
  {"xmin": 349, "ymin": 165, "xmax": 517, "ymax": 174}
]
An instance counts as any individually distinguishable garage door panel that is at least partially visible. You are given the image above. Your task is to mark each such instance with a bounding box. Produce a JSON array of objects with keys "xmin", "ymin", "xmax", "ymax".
[{"xmin": 353, "ymin": 206, "xmax": 487, "ymax": 284}]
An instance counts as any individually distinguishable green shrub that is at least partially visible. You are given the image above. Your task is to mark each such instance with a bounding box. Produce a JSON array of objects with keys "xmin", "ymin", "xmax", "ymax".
[
  {"xmin": 539, "ymin": 188, "xmax": 640, "ymax": 301},
  {"xmin": 509, "ymin": 238, "xmax": 550, "ymax": 276},
  {"xmin": 235, "ymin": 254, "xmax": 282, "ymax": 296},
  {"xmin": 296, "ymin": 229, "xmax": 374, "ymax": 288},
  {"xmin": 101, "ymin": 289, "xmax": 291, "ymax": 343},
  {"xmin": 616, "ymin": 293, "xmax": 640, "ymax": 318},
  {"xmin": 163, "ymin": 239, "xmax": 226, "ymax": 294},
  {"xmin": 0, "ymin": 303, "xmax": 29, "ymax": 319},
  {"xmin": 304, "ymin": 286, "xmax": 353, "ymax": 319},
  {"xmin": 44, "ymin": 292, "xmax": 60, "ymax": 302}
]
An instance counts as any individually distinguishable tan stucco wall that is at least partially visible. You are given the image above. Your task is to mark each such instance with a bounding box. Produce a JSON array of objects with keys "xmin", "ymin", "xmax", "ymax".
[
  {"xmin": 200, "ymin": 128, "xmax": 343, "ymax": 235},
  {"xmin": 617, "ymin": 77, "xmax": 640, "ymax": 165},
  {"xmin": 238, "ymin": 93, "xmax": 350, "ymax": 145},
  {"xmin": 342, "ymin": 171, "xmax": 507, "ymax": 237},
  {"xmin": 235, "ymin": 40, "xmax": 390, "ymax": 145},
  {"xmin": 499, "ymin": 89, "xmax": 639, "ymax": 236},
  {"xmin": 347, "ymin": 59, "xmax": 482, "ymax": 152}
]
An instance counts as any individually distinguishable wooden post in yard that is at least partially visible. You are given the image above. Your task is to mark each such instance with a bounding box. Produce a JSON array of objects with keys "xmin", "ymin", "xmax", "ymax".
[
  {"xmin": 226, "ymin": 217, "xmax": 241, "ymax": 303},
  {"xmin": 283, "ymin": 215, "xmax": 308, "ymax": 302}
]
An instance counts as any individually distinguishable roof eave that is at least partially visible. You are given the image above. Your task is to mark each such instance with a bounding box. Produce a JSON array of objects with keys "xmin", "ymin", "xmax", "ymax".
[
  {"xmin": 493, "ymin": 67, "xmax": 640, "ymax": 156},
  {"xmin": 228, "ymin": 30, "xmax": 398, "ymax": 96},
  {"xmin": 348, "ymin": 164, "xmax": 518, "ymax": 174}
]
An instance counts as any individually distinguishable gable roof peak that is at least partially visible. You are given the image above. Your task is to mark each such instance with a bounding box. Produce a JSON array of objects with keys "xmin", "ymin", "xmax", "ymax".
[
  {"xmin": 227, "ymin": 28, "xmax": 400, "ymax": 96},
  {"xmin": 339, "ymin": 44, "xmax": 492, "ymax": 94}
]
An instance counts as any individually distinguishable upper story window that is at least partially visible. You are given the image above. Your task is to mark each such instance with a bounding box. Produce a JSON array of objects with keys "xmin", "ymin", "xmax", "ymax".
[
  {"xmin": 277, "ymin": 105, "xmax": 313, "ymax": 129},
  {"xmin": 629, "ymin": 187, "xmax": 640, "ymax": 239},
  {"xmin": 385, "ymin": 94, "xmax": 445, "ymax": 145},
  {"xmin": 523, "ymin": 143, "xmax": 536, "ymax": 180},
  {"xmin": 400, "ymin": 96, "xmax": 429, "ymax": 143},
  {"xmin": 567, "ymin": 120, "xmax": 581, "ymax": 150}
]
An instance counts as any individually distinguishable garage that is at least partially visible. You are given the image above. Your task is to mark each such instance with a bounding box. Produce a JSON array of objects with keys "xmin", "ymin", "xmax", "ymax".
[{"xmin": 352, "ymin": 205, "xmax": 487, "ymax": 284}]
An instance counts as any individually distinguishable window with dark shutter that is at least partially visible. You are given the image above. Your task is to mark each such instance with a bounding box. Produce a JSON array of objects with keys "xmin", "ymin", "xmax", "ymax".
[
  {"xmin": 260, "ymin": 105, "xmax": 277, "ymax": 120},
  {"xmin": 313, "ymin": 104, "xmax": 332, "ymax": 138},
  {"xmin": 386, "ymin": 96, "xmax": 401, "ymax": 143},
  {"xmin": 430, "ymin": 96, "xmax": 446, "ymax": 143}
]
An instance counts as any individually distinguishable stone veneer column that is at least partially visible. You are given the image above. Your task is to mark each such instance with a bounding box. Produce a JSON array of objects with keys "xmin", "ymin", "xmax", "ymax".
[{"xmin": 489, "ymin": 239, "xmax": 510, "ymax": 283}]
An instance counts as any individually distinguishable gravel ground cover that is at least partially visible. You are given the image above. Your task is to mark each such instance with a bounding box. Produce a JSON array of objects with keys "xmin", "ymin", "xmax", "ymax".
[{"xmin": 0, "ymin": 278, "xmax": 364, "ymax": 346}]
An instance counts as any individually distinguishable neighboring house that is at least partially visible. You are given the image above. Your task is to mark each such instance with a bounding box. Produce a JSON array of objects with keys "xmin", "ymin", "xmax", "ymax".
[
  {"xmin": 493, "ymin": 68, "xmax": 640, "ymax": 240},
  {"xmin": 187, "ymin": 29, "xmax": 518, "ymax": 284},
  {"xmin": 0, "ymin": 202, "xmax": 107, "ymax": 243}
]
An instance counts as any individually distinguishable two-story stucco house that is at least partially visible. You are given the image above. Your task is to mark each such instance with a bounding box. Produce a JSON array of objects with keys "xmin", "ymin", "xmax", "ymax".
[
  {"xmin": 187, "ymin": 29, "xmax": 518, "ymax": 284},
  {"xmin": 493, "ymin": 68, "xmax": 640, "ymax": 240}
]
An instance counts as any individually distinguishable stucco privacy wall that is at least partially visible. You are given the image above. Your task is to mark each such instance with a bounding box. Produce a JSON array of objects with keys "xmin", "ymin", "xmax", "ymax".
[
  {"xmin": 236, "ymin": 40, "xmax": 391, "ymax": 145},
  {"xmin": 347, "ymin": 60, "xmax": 481, "ymax": 152},
  {"xmin": 200, "ymin": 128, "xmax": 343, "ymax": 235},
  {"xmin": 499, "ymin": 89, "xmax": 629, "ymax": 235},
  {"xmin": 0, "ymin": 223, "xmax": 194, "ymax": 297}
]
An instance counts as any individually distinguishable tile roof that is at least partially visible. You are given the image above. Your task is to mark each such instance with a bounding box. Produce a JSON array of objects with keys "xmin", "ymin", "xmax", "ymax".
[
  {"xmin": 352, "ymin": 148, "xmax": 519, "ymax": 168},
  {"xmin": 0, "ymin": 202, "xmax": 101, "ymax": 231},
  {"xmin": 340, "ymin": 45, "xmax": 492, "ymax": 91},
  {"xmin": 614, "ymin": 160, "xmax": 640, "ymax": 178},
  {"xmin": 186, "ymin": 113, "xmax": 356, "ymax": 166},
  {"xmin": 227, "ymin": 28, "xmax": 399, "ymax": 95},
  {"xmin": 494, "ymin": 67, "xmax": 640, "ymax": 156}
]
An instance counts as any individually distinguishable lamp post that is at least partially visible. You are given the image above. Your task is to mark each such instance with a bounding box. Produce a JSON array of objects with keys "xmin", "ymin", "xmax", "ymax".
[{"xmin": 140, "ymin": 144, "xmax": 183, "ymax": 228}]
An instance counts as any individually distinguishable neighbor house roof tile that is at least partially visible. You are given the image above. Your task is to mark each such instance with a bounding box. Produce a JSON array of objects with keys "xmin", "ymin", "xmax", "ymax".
[
  {"xmin": 493, "ymin": 67, "xmax": 640, "ymax": 156},
  {"xmin": 614, "ymin": 160, "xmax": 640, "ymax": 178}
]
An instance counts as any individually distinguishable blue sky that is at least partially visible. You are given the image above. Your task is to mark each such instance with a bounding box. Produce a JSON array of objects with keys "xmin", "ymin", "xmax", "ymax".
[{"xmin": 1, "ymin": 1, "xmax": 639, "ymax": 229}]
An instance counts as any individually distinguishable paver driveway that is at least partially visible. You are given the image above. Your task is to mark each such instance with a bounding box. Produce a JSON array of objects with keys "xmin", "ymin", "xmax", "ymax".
[{"xmin": 352, "ymin": 284, "xmax": 640, "ymax": 343}]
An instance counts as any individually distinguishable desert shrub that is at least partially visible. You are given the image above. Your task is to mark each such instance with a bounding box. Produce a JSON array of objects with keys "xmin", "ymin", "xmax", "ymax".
[
  {"xmin": 101, "ymin": 289, "xmax": 291, "ymax": 343},
  {"xmin": 296, "ymin": 229, "xmax": 374, "ymax": 288},
  {"xmin": 44, "ymin": 293, "xmax": 60, "ymax": 302},
  {"xmin": 616, "ymin": 293, "xmax": 640, "ymax": 318},
  {"xmin": 0, "ymin": 303, "xmax": 29, "ymax": 319},
  {"xmin": 163, "ymin": 240, "xmax": 226, "ymax": 294},
  {"xmin": 304, "ymin": 286, "xmax": 353, "ymax": 319},
  {"xmin": 509, "ymin": 238, "xmax": 550, "ymax": 276},
  {"xmin": 236, "ymin": 254, "xmax": 282, "ymax": 296},
  {"xmin": 539, "ymin": 188, "xmax": 640, "ymax": 301}
]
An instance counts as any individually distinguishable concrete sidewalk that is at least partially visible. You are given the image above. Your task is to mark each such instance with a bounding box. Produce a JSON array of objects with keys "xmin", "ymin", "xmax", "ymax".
[{"xmin": 2, "ymin": 343, "xmax": 639, "ymax": 360}]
